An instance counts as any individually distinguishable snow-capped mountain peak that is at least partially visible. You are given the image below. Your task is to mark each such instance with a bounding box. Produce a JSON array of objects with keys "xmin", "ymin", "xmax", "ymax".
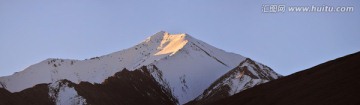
[{"xmin": 0, "ymin": 31, "xmax": 280, "ymax": 105}]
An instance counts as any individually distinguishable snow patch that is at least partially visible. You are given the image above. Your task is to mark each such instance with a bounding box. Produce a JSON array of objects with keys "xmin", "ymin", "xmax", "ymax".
[
  {"xmin": 227, "ymin": 75, "xmax": 267, "ymax": 95},
  {"xmin": 49, "ymin": 81, "xmax": 87, "ymax": 105}
]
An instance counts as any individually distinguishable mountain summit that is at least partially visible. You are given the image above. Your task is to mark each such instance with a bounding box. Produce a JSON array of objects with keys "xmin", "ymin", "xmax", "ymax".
[{"xmin": 0, "ymin": 31, "xmax": 281, "ymax": 105}]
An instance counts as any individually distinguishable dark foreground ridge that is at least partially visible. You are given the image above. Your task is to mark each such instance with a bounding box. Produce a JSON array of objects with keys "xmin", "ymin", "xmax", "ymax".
[
  {"xmin": 210, "ymin": 51, "xmax": 360, "ymax": 105},
  {"xmin": 0, "ymin": 84, "xmax": 54, "ymax": 105},
  {"xmin": 74, "ymin": 66, "xmax": 177, "ymax": 105},
  {"xmin": 0, "ymin": 66, "xmax": 177, "ymax": 105}
]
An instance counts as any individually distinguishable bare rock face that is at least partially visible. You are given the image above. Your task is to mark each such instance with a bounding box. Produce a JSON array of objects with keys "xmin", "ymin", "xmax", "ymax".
[{"xmin": 73, "ymin": 66, "xmax": 177, "ymax": 105}]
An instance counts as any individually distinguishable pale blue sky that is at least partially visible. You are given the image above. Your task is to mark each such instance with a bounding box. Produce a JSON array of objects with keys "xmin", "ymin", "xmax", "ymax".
[{"xmin": 0, "ymin": 0, "xmax": 359, "ymax": 76}]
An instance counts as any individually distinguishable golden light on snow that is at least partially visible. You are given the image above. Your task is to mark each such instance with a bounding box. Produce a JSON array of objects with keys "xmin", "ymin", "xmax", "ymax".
[{"xmin": 155, "ymin": 32, "xmax": 188, "ymax": 56}]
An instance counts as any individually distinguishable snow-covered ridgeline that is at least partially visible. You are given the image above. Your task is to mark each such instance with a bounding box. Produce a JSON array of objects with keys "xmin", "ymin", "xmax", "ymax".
[{"xmin": 0, "ymin": 31, "xmax": 187, "ymax": 92}]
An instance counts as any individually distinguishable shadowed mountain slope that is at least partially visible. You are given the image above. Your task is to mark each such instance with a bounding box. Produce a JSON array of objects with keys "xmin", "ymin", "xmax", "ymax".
[{"xmin": 210, "ymin": 51, "xmax": 360, "ymax": 105}]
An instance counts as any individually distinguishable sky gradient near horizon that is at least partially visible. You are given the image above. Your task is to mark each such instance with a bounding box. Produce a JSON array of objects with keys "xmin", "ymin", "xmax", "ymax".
[{"xmin": 0, "ymin": 0, "xmax": 359, "ymax": 76}]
